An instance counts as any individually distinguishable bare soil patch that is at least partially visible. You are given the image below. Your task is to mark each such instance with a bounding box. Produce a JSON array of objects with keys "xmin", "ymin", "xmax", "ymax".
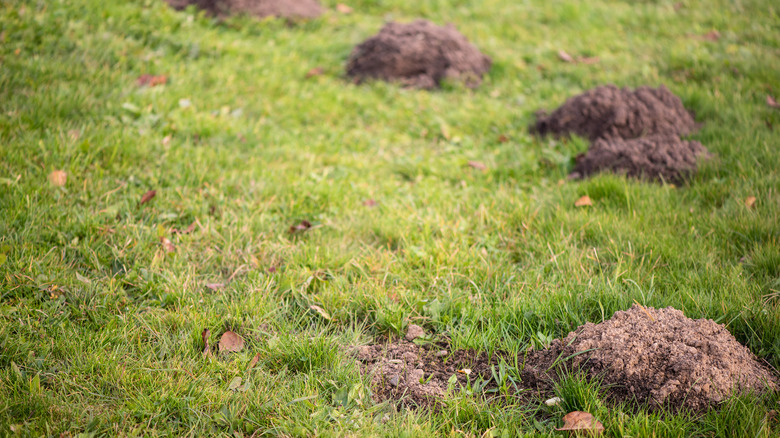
[
  {"xmin": 570, "ymin": 135, "xmax": 711, "ymax": 183},
  {"xmin": 165, "ymin": 0, "xmax": 323, "ymax": 20},
  {"xmin": 355, "ymin": 306, "xmax": 776, "ymax": 412},
  {"xmin": 346, "ymin": 20, "xmax": 492, "ymax": 89}
]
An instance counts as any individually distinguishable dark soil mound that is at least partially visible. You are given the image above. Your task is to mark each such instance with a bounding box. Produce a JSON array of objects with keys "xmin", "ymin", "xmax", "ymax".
[
  {"xmin": 346, "ymin": 20, "xmax": 492, "ymax": 89},
  {"xmin": 531, "ymin": 85, "xmax": 697, "ymax": 141},
  {"xmin": 165, "ymin": 0, "xmax": 323, "ymax": 20},
  {"xmin": 543, "ymin": 305, "xmax": 777, "ymax": 411},
  {"xmin": 570, "ymin": 135, "xmax": 711, "ymax": 183}
]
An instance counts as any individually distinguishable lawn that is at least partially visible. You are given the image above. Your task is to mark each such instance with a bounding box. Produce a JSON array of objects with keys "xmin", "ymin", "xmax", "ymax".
[{"xmin": 1, "ymin": 0, "xmax": 779, "ymax": 436}]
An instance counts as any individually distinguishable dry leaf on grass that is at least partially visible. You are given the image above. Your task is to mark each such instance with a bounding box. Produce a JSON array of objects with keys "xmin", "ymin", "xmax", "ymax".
[
  {"xmin": 160, "ymin": 237, "xmax": 175, "ymax": 253},
  {"xmin": 139, "ymin": 189, "xmax": 156, "ymax": 205},
  {"xmin": 745, "ymin": 196, "xmax": 757, "ymax": 208},
  {"xmin": 206, "ymin": 283, "xmax": 224, "ymax": 291},
  {"xmin": 228, "ymin": 376, "xmax": 242, "ymax": 391},
  {"xmin": 309, "ymin": 305, "xmax": 332, "ymax": 320},
  {"xmin": 202, "ymin": 328, "xmax": 212, "ymax": 358},
  {"xmin": 219, "ymin": 331, "xmax": 245, "ymax": 353},
  {"xmin": 558, "ymin": 50, "xmax": 575, "ymax": 63},
  {"xmin": 362, "ymin": 199, "xmax": 377, "ymax": 207},
  {"xmin": 767, "ymin": 95, "xmax": 780, "ymax": 109},
  {"xmin": 575, "ymin": 195, "xmax": 593, "ymax": 207},
  {"xmin": 702, "ymin": 30, "xmax": 721, "ymax": 41},
  {"xmin": 289, "ymin": 220, "xmax": 312, "ymax": 234},
  {"xmin": 497, "ymin": 134, "xmax": 509, "ymax": 143},
  {"xmin": 137, "ymin": 74, "xmax": 168, "ymax": 87},
  {"xmin": 247, "ymin": 352, "xmax": 260, "ymax": 371},
  {"xmin": 557, "ymin": 411, "xmax": 604, "ymax": 435},
  {"xmin": 468, "ymin": 161, "xmax": 487, "ymax": 171},
  {"xmin": 305, "ymin": 67, "xmax": 324, "ymax": 78},
  {"xmin": 48, "ymin": 170, "xmax": 67, "ymax": 187},
  {"xmin": 336, "ymin": 3, "xmax": 353, "ymax": 14}
]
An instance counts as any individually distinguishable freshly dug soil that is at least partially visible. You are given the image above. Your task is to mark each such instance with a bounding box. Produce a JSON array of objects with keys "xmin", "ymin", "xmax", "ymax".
[
  {"xmin": 543, "ymin": 305, "xmax": 777, "ymax": 411},
  {"xmin": 570, "ymin": 135, "xmax": 711, "ymax": 183},
  {"xmin": 346, "ymin": 20, "xmax": 492, "ymax": 89},
  {"xmin": 531, "ymin": 85, "xmax": 697, "ymax": 141},
  {"xmin": 355, "ymin": 307, "xmax": 776, "ymax": 412},
  {"xmin": 165, "ymin": 0, "xmax": 323, "ymax": 20}
]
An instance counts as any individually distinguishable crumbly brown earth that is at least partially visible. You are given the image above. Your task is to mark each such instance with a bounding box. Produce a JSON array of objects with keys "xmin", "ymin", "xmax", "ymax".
[
  {"xmin": 346, "ymin": 20, "xmax": 492, "ymax": 89},
  {"xmin": 355, "ymin": 306, "xmax": 776, "ymax": 412},
  {"xmin": 165, "ymin": 0, "xmax": 323, "ymax": 20},
  {"xmin": 570, "ymin": 135, "xmax": 711, "ymax": 183},
  {"xmin": 530, "ymin": 85, "xmax": 698, "ymax": 141},
  {"xmin": 351, "ymin": 341, "xmax": 544, "ymax": 408}
]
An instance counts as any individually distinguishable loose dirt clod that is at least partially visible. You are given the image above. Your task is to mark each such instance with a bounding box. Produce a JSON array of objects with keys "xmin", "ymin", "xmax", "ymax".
[
  {"xmin": 165, "ymin": 0, "xmax": 323, "ymax": 20},
  {"xmin": 531, "ymin": 85, "xmax": 698, "ymax": 141},
  {"xmin": 570, "ymin": 135, "xmax": 711, "ymax": 183},
  {"xmin": 544, "ymin": 305, "xmax": 777, "ymax": 411},
  {"xmin": 405, "ymin": 324, "xmax": 425, "ymax": 341},
  {"xmin": 346, "ymin": 20, "xmax": 491, "ymax": 89}
]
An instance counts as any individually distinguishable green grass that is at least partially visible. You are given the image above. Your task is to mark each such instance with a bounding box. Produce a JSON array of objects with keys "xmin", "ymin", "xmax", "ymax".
[{"xmin": 1, "ymin": 0, "xmax": 780, "ymax": 435}]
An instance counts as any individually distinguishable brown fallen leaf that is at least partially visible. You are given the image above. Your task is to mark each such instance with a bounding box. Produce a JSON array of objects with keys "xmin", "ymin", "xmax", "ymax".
[
  {"xmin": 173, "ymin": 221, "xmax": 197, "ymax": 234},
  {"xmin": 497, "ymin": 134, "xmax": 509, "ymax": 143},
  {"xmin": 48, "ymin": 170, "xmax": 67, "ymax": 187},
  {"xmin": 219, "ymin": 331, "xmax": 245, "ymax": 353},
  {"xmin": 137, "ymin": 74, "xmax": 168, "ymax": 87},
  {"xmin": 557, "ymin": 411, "xmax": 604, "ymax": 435},
  {"xmin": 558, "ymin": 50, "xmax": 575, "ymax": 63},
  {"xmin": 160, "ymin": 237, "xmax": 176, "ymax": 253},
  {"xmin": 745, "ymin": 196, "xmax": 757, "ymax": 208},
  {"xmin": 305, "ymin": 67, "xmax": 324, "ymax": 78},
  {"xmin": 289, "ymin": 220, "xmax": 312, "ymax": 234},
  {"xmin": 202, "ymin": 328, "xmax": 212, "ymax": 358},
  {"xmin": 336, "ymin": 3, "xmax": 353, "ymax": 14},
  {"xmin": 309, "ymin": 305, "xmax": 332, "ymax": 320},
  {"xmin": 247, "ymin": 352, "xmax": 260, "ymax": 371},
  {"xmin": 575, "ymin": 195, "xmax": 593, "ymax": 207},
  {"xmin": 139, "ymin": 189, "xmax": 156, "ymax": 205},
  {"xmin": 468, "ymin": 161, "xmax": 487, "ymax": 171},
  {"xmin": 206, "ymin": 283, "xmax": 225, "ymax": 291},
  {"xmin": 362, "ymin": 199, "xmax": 377, "ymax": 207},
  {"xmin": 767, "ymin": 95, "xmax": 780, "ymax": 109},
  {"xmin": 702, "ymin": 30, "xmax": 721, "ymax": 41}
]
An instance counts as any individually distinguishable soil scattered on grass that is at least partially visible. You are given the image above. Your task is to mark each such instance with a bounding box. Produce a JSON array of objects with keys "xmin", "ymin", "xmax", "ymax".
[
  {"xmin": 165, "ymin": 0, "xmax": 323, "ymax": 20},
  {"xmin": 355, "ymin": 306, "xmax": 776, "ymax": 411},
  {"xmin": 531, "ymin": 85, "xmax": 698, "ymax": 141},
  {"xmin": 352, "ymin": 341, "xmax": 537, "ymax": 408},
  {"xmin": 346, "ymin": 20, "xmax": 492, "ymax": 89},
  {"xmin": 570, "ymin": 135, "xmax": 711, "ymax": 183}
]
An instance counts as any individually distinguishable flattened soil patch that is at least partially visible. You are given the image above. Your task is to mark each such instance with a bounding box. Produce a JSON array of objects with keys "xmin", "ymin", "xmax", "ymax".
[
  {"xmin": 165, "ymin": 0, "xmax": 323, "ymax": 20},
  {"xmin": 355, "ymin": 307, "xmax": 776, "ymax": 412},
  {"xmin": 545, "ymin": 305, "xmax": 777, "ymax": 411},
  {"xmin": 351, "ymin": 341, "xmax": 550, "ymax": 408},
  {"xmin": 346, "ymin": 20, "xmax": 492, "ymax": 89},
  {"xmin": 570, "ymin": 135, "xmax": 711, "ymax": 183},
  {"xmin": 531, "ymin": 85, "xmax": 698, "ymax": 141}
]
